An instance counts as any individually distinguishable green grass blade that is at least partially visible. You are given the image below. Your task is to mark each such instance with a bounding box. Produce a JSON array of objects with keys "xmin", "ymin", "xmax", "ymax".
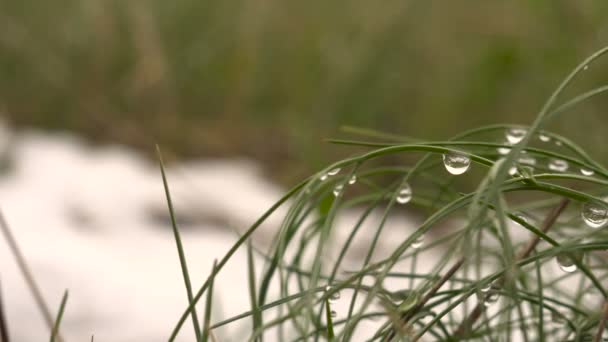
[
  {"xmin": 157, "ymin": 145, "xmax": 202, "ymax": 341},
  {"xmin": 49, "ymin": 290, "xmax": 68, "ymax": 342},
  {"xmin": 200, "ymin": 260, "xmax": 217, "ymax": 342}
]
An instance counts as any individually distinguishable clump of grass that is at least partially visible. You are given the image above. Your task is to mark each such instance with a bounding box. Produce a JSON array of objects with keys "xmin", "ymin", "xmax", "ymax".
[{"xmin": 164, "ymin": 46, "xmax": 608, "ymax": 341}]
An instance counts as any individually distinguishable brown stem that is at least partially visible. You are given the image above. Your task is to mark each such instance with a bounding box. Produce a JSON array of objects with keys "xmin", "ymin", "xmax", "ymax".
[
  {"xmin": 594, "ymin": 300, "xmax": 608, "ymax": 342},
  {"xmin": 0, "ymin": 211, "xmax": 63, "ymax": 342},
  {"xmin": 453, "ymin": 198, "xmax": 570, "ymax": 337},
  {"xmin": 384, "ymin": 258, "xmax": 465, "ymax": 341}
]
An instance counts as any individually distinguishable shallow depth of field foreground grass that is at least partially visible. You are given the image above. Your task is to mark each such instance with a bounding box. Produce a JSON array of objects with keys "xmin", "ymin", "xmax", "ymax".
[{"xmin": 5, "ymin": 48, "xmax": 608, "ymax": 342}]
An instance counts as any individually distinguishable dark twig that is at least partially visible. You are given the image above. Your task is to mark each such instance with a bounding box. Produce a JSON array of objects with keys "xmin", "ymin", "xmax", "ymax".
[
  {"xmin": 0, "ymin": 210, "xmax": 63, "ymax": 342},
  {"xmin": 454, "ymin": 198, "xmax": 570, "ymax": 337},
  {"xmin": 0, "ymin": 279, "xmax": 9, "ymax": 342},
  {"xmin": 384, "ymin": 258, "xmax": 465, "ymax": 341},
  {"xmin": 594, "ymin": 300, "xmax": 608, "ymax": 342}
]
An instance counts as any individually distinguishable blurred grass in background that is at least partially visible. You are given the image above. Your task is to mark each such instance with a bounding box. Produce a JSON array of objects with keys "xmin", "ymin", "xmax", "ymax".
[{"xmin": 1, "ymin": 0, "xmax": 608, "ymax": 183}]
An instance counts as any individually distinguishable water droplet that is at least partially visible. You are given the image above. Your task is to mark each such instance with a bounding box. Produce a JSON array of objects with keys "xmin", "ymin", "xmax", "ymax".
[
  {"xmin": 539, "ymin": 134, "xmax": 551, "ymax": 142},
  {"xmin": 506, "ymin": 128, "xmax": 527, "ymax": 144},
  {"xmin": 583, "ymin": 64, "xmax": 589, "ymax": 71},
  {"xmin": 330, "ymin": 310, "xmax": 337, "ymax": 318},
  {"xmin": 325, "ymin": 285, "xmax": 341, "ymax": 301},
  {"xmin": 348, "ymin": 175, "xmax": 357, "ymax": 185},
  {"xmin": 320, "ymin": 174, "xmax": 329, "ymax": 181},
  {"xmin": 508, "ymin": 166, "xmax": 519, "ymax": 176},
  {"xmin": 556, "ymin": 252, "xmax": 578, "ymax": 273},
  {"xmin": 581, "ymin": 201, "xmax": 608, "ymax": 229},
  {"xmin": 396, "ymin": 184, "xmax": 413, "ymax": 204},
  {"xmin": 518, "ymin": 155, "xmax": 536, "ymax": 166},
  {"xmin": 333, "ymin": 184, "xmax": 344, "ymax": 197},
  {"xmin": 443, "ymin": 152, "xmax": 471, "ymax": 175},
  {"xmin": 327, "ymin": 168, "xmax": 341, "ymax": 176},
  {"xmin": 497, "ymin": 146, "xmax": 511, "ymax": 155},
  {"xmin": 480, "ymin": 282, "xmax": 492, "ymax": 293},
  {"xmin": 411, "ymin": 234, "xmax": 424, "ymax": 249},
  {"xmin": 580, "ymin": 168, "xmax": 594, "ymax": 176},
  {"xmin": 555, "ymin": 140, "xmax": 563, "ymax": 146},
  {"xmin": 477, "ymin": 289, "xmax": 499, "ymax": 307},
  {"xmin": 512, "ymin": 212, "xmax": 532, "ymax": 228},
  {"xmin": 548, "ymin": 159, "xmax": 569, "ymax": 172}
]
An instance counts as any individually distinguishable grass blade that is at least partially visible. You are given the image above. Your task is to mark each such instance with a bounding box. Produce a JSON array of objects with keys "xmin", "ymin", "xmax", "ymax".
[
  {"xmin": 0, "ymin": 210, "xmax": 62, "ymax": 342},
  {"xmin": 201, "ymin": 260, "xmax": 217, "ymax": 342},
  {"xmin": 157, "ymin": 145, "xmax": 202, "ymax": 341},
  {"xmin": 49, "ymin": 290, "xmax": 68, "ymax": 342},
  {"xmin": 325, "ymin": 299, "xmax": 335, "ymax": 341}
]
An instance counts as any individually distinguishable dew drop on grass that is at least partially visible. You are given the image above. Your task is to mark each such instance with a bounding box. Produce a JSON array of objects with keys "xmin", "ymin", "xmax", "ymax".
[
  {"xmin": 411, "ymin": 234, "xmax": 424, "ymax": 249},
  {"xmin": 581, "ymin": 201, "xmax": 608, "ymax": 229},
  {"xmin": 518, "ymin": 155, "xmax": 536, "ymax": 166},
  {"xmin": 477, "ymin": 289, "xmax": 499, "ymax": 307},
  {"xmin": 555, "ymin": 140, "xmax": 563, "ymax": 146},
  {"xmin": 333, "ymin": 184, "xmax": 343, "ymax": 197},
  {"xmin": 506, "ymin": 128, "xmax": 527, "ymax": 144},
  {"xmin": 556, "ymin": 252, "xmax": 578, "ymax": 273},
  {"xmin": 539, "ymin": 134, "xmax": 551, "ymax": 142},
  {"xmin": 583, "ymin": 64, "xmax": 589, "ymax": 71},
  {"xmin": 348, "ymin": 175, "xmax": 357, "ymax": 185},
  {"xmin": 480, "ymin": 283, "xmax": 492, "ymax": 293},
  {"xmin": 396, "ymin": 184, "xmax": 413, "ymax": 204},
  {"xmin": 320, "ymin": 174, "xmax": 329, "ymax": 181},
  {"xmin": 497, "ymin": 145, "xmax": 511, "ymax": 155},
  {"xmin": 580, "ymin": 168, "xmax": 594, "ymax": 176},
  {"xmin": 328, "ymin": 168, "xmax": 341, "ymax": 176},
  {"xmin": 508, "ymin": 166, "xmax": 519, "ymax": 176},
  {"xmin": 548, "ymin": 159, "xmax": 569, "ymax": 172},
  {"xmin": 442, "ymin": 152, "xmax": 471, "ymax": 175},
  {"xmin": 325, "ymin": 285, "xmax": 341, "ymax": 301}
]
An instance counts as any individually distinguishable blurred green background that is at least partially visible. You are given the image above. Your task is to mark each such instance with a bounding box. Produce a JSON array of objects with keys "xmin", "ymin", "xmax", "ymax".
[{"xmin": 1, "ymin": 0, "xmax": 608, "ymax": 183}]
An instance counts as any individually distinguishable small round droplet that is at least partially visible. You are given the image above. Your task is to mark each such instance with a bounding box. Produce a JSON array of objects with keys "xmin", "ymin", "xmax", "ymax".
[
  {"xmin": 396, "ymin": 184, "xmax": 413, "ymax": 204},
  {"xmin": 333, "ymin": 184, "xmax": 344, "ymax": 197},
  {"xmin": 513, "ymin": 212, "xmax": 530, "ymax": 227},
  {"xmin": 555, "ymin": 140, "xmax": 563, "ymax": 146},
  {"xmin": 480, "ymin": 282, "xmax": 492, "ymax": 293},
  {"xmin": 580, "ymin": 168, "xmax": 594, "ymax": 176},
  {"xmin": 330, "ymin": 310, "xmax": 337, "ymax": 318},
  {"xmin": 581, "ymin": 201, "xmax": 608, "ymax": 229},
  {"xmin": 548, "ymin": 159, "xmax": 569, "ymax": 172},
  {"xmin": 556, "ymin": 252, "xmax": 578, "ymax": 273},
  {"xmin": 327, "ymin": 168, "xmax": 341, "ymax": 176},
  {"xmin": 518, "ymin": 155, "xmax": 536, "ymax": 166},
  {"xmin": 506, "ymin": 128, "xmax": 527, "ymax": 144},
  {"xmin": 497, "ymin": 146, "xmax": 511, "ymax": 155},
  {"xmin": 508, "ymin": 166, "xmax": 519, "ymax": 177},
  {"xmin": 325, "ymin": 285, "xmax": 341, "ymax": 301},
  {"xmin": 411, "ymin": 234, "xmax": 424, "ymax": 249},
  {"xmin": 320, "ymin": 174, "xmax": 329, "ymax": 181},
  {"xmin": 477, "ymin": 289, "xmax": 499, "ymax": 307},
  {"xmin": 539, "ymin": 134, "xmax": 551, "ymax": 142},
  {"xmin": 583, "ymin": 64, "xmax": 589, "ymax": 71},
  {"xmin": 443, "ymin": 152, "xmax": 471, "ymax": 175},
  {"xmin": 348, "ymin": 175, "xmax": 357, "ymax": 185}
]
